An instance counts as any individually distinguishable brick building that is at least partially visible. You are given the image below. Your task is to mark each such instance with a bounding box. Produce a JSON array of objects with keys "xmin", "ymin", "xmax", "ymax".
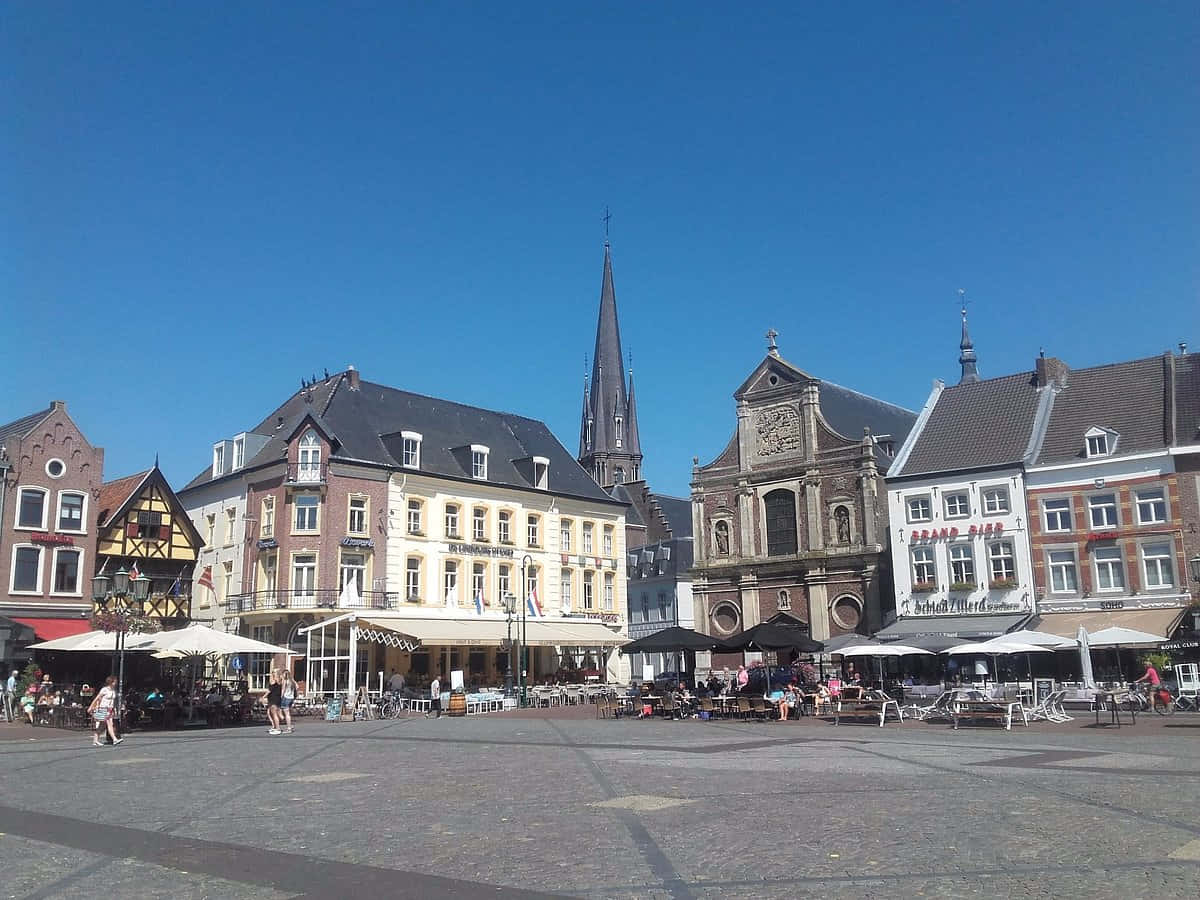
[
  {"xmin": 690, "ymin": 332, "xmax": 915, "ymax": 646},
  {"xmin": 0, "ymin": 402, "xmax": 103, "ymax": 662}
]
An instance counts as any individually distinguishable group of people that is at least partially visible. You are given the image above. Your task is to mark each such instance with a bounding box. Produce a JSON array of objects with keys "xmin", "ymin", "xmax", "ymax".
[{"xmin": 263, "ymin": 667, "xmax": 298, "ymax": 735}]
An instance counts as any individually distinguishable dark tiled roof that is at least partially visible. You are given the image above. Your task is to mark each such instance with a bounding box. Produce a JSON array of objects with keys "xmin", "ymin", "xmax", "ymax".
[
  {"xmin": 1034, "ymin": 355, "xmax": 1167, "ymax": 464},
  {"xmin": 609, "ymin": 484, "xmax": 647, "ymax": 527},
  {"xmin": 181, "ymin": 372, "xmax": 620, "ymax": 505},
  {"xmin": 897, "ymin": 372, "xmax": 1042, "ymax": 477},
  {"xmin": 1173, "ymin": 353, "xmax": 1200, "ymax": 446},
  {"xmin": 817, "ymin": 381, "xmax": 917, "ymax": 456},
  {"xmin": 0, "ymin": 406, "xmax": 53, "ymax": 449},
  {"xmin": 97, "ymin": 470, "xmax": 152, "ymax": 527},
  {"xmin": 653, "ymin": 494, "xmax": 693, "ymax": 538}
]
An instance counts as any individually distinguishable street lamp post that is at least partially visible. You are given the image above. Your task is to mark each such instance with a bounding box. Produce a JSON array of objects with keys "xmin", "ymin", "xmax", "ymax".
[
  {"xmin": 520, "ymin": 554, "xmax": 532, "ymax": 707},
  {"xmin": 92, "ymin": 567, "xmax": 151, "ymax": 735},
  {"xmin": 1189, "ymin": 554, "xmax": 1200, "ymax": 630},
  {"xmin": 502, "ymin": 592, "xmax": 516, "ymax": 697}
]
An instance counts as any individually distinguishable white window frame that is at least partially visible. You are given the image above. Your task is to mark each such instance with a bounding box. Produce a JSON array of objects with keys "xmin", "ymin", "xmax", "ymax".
[
  {"xmin": 348, "ymin": 495, "xmax": 368, "ymax": 536},
  {"xmin": 1141, "ymin": 542, "xmax": 1175, "ymax": 590},
  {"xmin": 1135, "ymin": 488, "xmax": 1167, "ymax": 525},
  {"xmin": 232, "ymin": 435, "xmax": 245, "ymax": 470},
  {"xmin": 405, "ymin": 556, "xmax": 422, "ymax": 601},
  {"xmin": 603, "ymin": 526, "xmax": 614, "ymax": 557},
  {"xmin": 583, "ymin": 571, "xmax": 594, "ymax": 610},
  {"xmin": 944, "ymin": 493, "xmax": 970, "ymax": 519},
  {"xmin": 1043, "ymin": 497, "xmax": 1073, "ymax": 533},
  {"xmin": 297, "ymin": 429, "xmax": 322, "ymax": 481},
  {"xmin": 472, "ymin": 506, "xmax": 487, "ymax": 542},
  {"xmin": 1048, "ymin": 549, "xmax": 1079, "ymax": 594},
  {"xmin": 225, "ymin": 507, "xmax": 237, "ymax": 545},
  {"xmin": 527, "ymin": 514, "xmax": 540, "ymax": 548},
  {"xmin": 471, "ymin": 562, "xmax": 486, "ymax": 603},
  {"xmin": 583, "ymin": 522, "xmax": 594, "ymax": 555},
  {"xmin": 407, "ymin": 499, "xmax": 423, "ymax": 535},
  {"xmin": 1087, "ymin": 493, "xmax": 1119, "ymax": 529},
  {"xmin": 1093, "ymin": 545, "xmax": 1125, "ymax": 593},
  {"xmin": 906, "ymin": 495, "xmax": 932, "ymax": 524},
  {"xmin": 470, "ymin": 444, "xmax": 489, "ymax": 480},
  {"xmin": 212, "ymin": 443, "xmax": 225, "ymax": 478},
  {"xmin": 988, "ymin": 541, "xmax": 1015, "ymax": 583},
  {"xmin": 560, "ymin": 519, "xmax": 572, "ymax": 553},
  {"xmin": 497, "ymin": 564, "xmax": 511, "ymax": 603},
  {"xmin": 445, "ymin": 504, "xmax": 460, "ymax": 539},
  {"xmin": 15, "ymin": 486, "xmax": 48, "ymax": 531},
  {"xmin": 982, "ymin": 486, "xmax": 1010, "ymax": 516},
  {"xmin": 206, "ymin": 513, "xmax": 216, "ymax": 546},
  {"xmin": 560, "ymin": 569, "xmax": 573, "ymax": 609},
  {"xmin": 401, "ymin": 431, "xmax": 422, "ymax": 469},
  {"xmin": 294, "ymin": 494, "xmax": 320, "ymax": 533},
  {"xmin": 949, "ymin": 544, "xmax": 975, "ymax": 585},
  {"xmin": 258, "ymin": 552, "xmax": 278, "ymax": 596},
  {"xmin": 292, "ymin": 553, "xmax": 318, "ymax": 600},
  {"xmin": 444, "ymin": 560, "xmax": 460, "ymax": 605},
  {"xmin": 339, "ymin": 551, "xmax": 367, "ymax": 594},
  {"xmin": 603, "ymin": 573, "xmax": 614, "ymax": 611},
  {"xmin": 56, "ymin": 491, "xmax": 87, "ymax": 534},
  {"xmin": 50, "ymin": 546, "xmax": 84, "ymax": 597},
  {"xmin": 222, "ymin": 560, "xmax": 234, "ymax": 603},
  {"xmin": 45, "ymin": 458, "xmax": 66, "ymax": 479},
  {"xmin": 1084, "ymin": 426, "xmax": 1116, "ymax": 459},
  {"xmin": 260, "ymin": 496, "xmax": 275, "ymax": 538},
  {"xmin": 911, "ymin": 547, "xmax": 935, "ymax": 585},
  {"xmin": 10, "ymin": 544, "xmax": 44, "ymax": 594},
  {"xmin": 498, "ymin": 510, "xmax": 512, "ymax": 544}
]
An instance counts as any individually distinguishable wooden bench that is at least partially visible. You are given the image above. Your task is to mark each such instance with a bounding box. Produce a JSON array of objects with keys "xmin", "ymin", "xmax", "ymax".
[
  {"xmin": 834, "ymin": 698, "xmax": 901, "ymax": 726},
  {"xmin": 952, "ymin": 700, "xmax": 1026, "ymax": 730}
]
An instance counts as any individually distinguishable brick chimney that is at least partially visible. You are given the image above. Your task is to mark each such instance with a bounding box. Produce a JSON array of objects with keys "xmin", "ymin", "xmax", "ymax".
[
  {"xmin": 346, "ymin": 365, "xmax": 360, "ymax": 390},
  {"xmin": 1034, "ymin": 354, "xmax": 1069, "ymax": 388}
]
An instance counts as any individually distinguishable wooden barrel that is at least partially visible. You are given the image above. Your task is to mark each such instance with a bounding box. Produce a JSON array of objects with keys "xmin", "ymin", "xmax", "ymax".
[{"xmin": 447, "ymin": 692, "xmax": 467, "ymax": 717}]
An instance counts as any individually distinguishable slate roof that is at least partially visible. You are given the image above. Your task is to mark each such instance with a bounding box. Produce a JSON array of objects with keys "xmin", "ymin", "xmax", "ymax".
[
  {"xmin": 0, "ymin": 406, "xmax": 54, "ymax": 450},
  {"xmin": 896, "ymin": 371, "xmax": 1043, "ymax": 477},
  {"xmin": 653, "ymin": 494, "xmax": 693, "ymax": 537},
  {"xmin": 181, "ymin": 372, "xmax": 621, "ymax": 505},
  {"xmin": 817, "ymin": 381, "xmax": 917, "ymax": 459},
  {"xmin": 608, "ymin": 484, "xmax": 647, "ymax": 528},
  {"xmin": 1033, "ymin": 355, "xmax": 1169, "ymax": 464},
  {"xmin": 97, "ymin": 470, "xmax": 152, "ymax": 527},
  {"xmin": 1173, "ymin": 352, "xmax": 1200, "ymax": 446}
]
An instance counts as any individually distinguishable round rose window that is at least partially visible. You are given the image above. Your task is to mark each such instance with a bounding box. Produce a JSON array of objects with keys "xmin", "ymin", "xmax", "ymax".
[
  {"xmin": 711, "ymin": 602, "xmax": 740, "ymax": 635},
  {"xmin": 830, "ymin": 595, "xmax": 863, "ymax": 630}
]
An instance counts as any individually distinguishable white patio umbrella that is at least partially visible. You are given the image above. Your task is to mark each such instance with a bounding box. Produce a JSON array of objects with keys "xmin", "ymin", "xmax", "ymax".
[
  {"xmin": 1084, "ymin": 625, "xmax": 1163, "ymax": 684},
  {"xmin": 1077, "ymin": 626, "xmax": 1096, "ymax": 690},
  {"xmin": 835, "ymin": 643, "xmax": 933, "ymax": 686},
  {"xmin": 28, "ymin": 629, "xmax": 158, "ymax": 652},
  {"xmin": 141, "ymin": 623, "xmax": 292, "ymax": 656},
  {"xmin": 943, "ymin": 641, "xmax": 1051, "ymax": 686},
  {"xmin": 993, "ymin": 629, "xmax": 1077, "ymax": 649}
]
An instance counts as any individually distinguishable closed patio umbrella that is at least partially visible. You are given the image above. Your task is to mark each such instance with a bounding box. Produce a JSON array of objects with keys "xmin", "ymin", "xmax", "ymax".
[{"xmin": 1077, "ymin": 626, "xmax": 1096, "ymax": 690}]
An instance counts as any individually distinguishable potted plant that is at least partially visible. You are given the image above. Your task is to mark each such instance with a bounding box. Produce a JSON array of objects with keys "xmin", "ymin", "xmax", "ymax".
[
  {"xmin": 948, "ymin": 581, "xmax": 977, "ymax": 593},
  {"xmin": 911, "ymin": 582, "xmax": 937, "ymax": 594}
]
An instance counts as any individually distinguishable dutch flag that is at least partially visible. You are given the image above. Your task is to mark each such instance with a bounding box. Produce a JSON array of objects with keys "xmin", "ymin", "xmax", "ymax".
[
  {"xmin": 526, "ymin": 586, "xmax": 542, "ymax": 618},
  {"xmin": 474, "ymin": 589, "xmax": 484, "ymax": 616}
]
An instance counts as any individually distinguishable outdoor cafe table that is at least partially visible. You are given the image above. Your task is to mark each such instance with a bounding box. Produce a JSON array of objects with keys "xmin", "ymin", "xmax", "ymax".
[
  {"xmin": 1093, "ymin": 689, "xmax": 1135, "ymax": 727},
  {"xmin": 952, "ymin": 698, "xmax": 1027, "ymax": 730}
]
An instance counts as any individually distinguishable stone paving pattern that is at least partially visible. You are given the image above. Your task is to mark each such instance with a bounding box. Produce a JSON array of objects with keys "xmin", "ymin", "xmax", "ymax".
[{"xmin": 0, "ymin": 710, "xmax": 1197, "ymax": 898}]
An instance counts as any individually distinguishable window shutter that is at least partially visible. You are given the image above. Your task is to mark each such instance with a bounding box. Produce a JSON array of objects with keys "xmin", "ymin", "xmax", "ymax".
[
  {"xmin": 158, "ymin": 524, "xmax": 171, "ymax": 541},
  {"xmin": 128, "ymin": 522, "xmax": 140, "ymax": 538}
]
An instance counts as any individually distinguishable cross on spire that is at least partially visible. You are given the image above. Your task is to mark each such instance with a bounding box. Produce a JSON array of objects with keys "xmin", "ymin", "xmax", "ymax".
[
  {"xmin": 602, "ymin": 206, "xmax": 612, "ymax": 243},
  {"xmin": 766, "ymin": 328, "xmax": 779, "ymax": 355}
]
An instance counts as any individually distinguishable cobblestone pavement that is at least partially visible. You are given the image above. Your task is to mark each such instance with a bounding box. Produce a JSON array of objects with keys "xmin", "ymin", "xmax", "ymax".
[{"xmin": 0, "ymin": 710, "xmax": 1198, "ymax": 898}]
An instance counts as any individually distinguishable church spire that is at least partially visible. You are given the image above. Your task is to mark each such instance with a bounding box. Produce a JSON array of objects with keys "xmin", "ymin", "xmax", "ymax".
[
  {"xmin": 577, "ymin": 238, "xmax": 643, "ymax": 487},
  {"xmin": 958, "ymin": 289, "xmax": 980, "ymax": 384}
]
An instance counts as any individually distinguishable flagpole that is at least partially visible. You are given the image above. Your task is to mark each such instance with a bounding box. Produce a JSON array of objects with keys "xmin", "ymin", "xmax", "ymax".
[{"xmin": 520, "ymin": 555, "xmax": 530, "ymax": 707}]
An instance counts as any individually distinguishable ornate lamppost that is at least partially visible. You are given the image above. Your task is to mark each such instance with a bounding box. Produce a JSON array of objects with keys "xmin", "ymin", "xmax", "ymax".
[
  {"xmin": 502, "ymin": 592, "xmax": 516, "ymax": 697},
  {"xmin": 520, "ymin": 553, "xmax": 533, "ymax": 707},
  {"xmin": 1190, "ymin": 554, "xmax": 1200, "ymax": 630},
  {"xmin": 92, "ymin": 567, "xmax": 151, "ymax": 733}
]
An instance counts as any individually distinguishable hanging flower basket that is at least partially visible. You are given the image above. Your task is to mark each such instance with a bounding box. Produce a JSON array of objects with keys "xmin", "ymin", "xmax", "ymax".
[{"xmin": 90, "ymin": 611, "xmax": 162, "ymax": 634}]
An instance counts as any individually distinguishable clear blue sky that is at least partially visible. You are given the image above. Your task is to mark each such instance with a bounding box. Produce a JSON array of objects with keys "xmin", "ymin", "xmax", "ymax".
[{"xmin": 4, "ymin": 4, "xmax": 1197, "ymax": 498}]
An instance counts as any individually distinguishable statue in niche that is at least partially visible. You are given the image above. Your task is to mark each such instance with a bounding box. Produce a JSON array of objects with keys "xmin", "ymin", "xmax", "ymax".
[
  {"xmin": 834, "ymin": 505, "xmax": 851, "ymax": 544},
  {"xmin": 714, "ymin": 520, "xmax": 730, "ymax": 556},
  {"xmin": 754, "ymin": 406, "xmax": 802, "ymax": 457}
]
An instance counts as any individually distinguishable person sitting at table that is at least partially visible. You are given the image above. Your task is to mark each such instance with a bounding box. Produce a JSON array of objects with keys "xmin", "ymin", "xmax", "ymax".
[
  {"xmin": 778, "ymin": 680, "xmax": 800, "ymax": 721},
  {"xmin": 811, "ymin": 682, "xmax": 832, "ymax": 715}
]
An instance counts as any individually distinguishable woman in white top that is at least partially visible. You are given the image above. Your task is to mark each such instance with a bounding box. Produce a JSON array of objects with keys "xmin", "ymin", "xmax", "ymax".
[{"xmin": 88, "ymin": 675, "xmax": 121, "ymax": 746}]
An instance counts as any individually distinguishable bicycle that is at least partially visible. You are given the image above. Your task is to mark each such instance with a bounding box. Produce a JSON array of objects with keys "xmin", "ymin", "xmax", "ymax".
[
  {"xmin": 379, "ymin": 691, "xmax": 406, "ymax": 719},
  {"xmin": 1129, "ymin": 683, "xmax": 1176, "ymax": 715}
]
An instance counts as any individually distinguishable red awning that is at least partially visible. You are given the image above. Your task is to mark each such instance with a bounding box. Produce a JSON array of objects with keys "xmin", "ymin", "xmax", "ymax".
[{"xmin": 13, "ymin": 617, "xmax": 92, "ymax": 641}]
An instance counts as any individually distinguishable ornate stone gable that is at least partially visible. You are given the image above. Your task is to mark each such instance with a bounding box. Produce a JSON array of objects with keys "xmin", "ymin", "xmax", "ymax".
[{"xmin": 753, "ymin": 404, "xmax": 803, "ymax": 459}]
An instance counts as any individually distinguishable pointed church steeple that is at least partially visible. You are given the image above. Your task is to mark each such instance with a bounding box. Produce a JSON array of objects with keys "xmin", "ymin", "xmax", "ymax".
[
  {"xmin": 958, "ymin": 291, "xmax": 980, "ymax": 384},
  {"xmin": 578, "ymin": 240, "xmax": 643, "ymax": 487}
]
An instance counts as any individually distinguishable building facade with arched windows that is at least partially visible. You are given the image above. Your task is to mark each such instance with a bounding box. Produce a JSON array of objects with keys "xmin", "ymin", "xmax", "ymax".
[{"xmin": 689, "ymin": 334, "xmax": 916, "ymax": 652}]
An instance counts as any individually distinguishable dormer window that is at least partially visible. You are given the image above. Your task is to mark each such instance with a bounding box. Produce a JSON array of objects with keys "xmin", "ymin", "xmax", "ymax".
[
  {"xmin": 533, "ymin": 456, "xmax": 549, "ymax": 490},
  {"xmin": 401, "ymin": 431, "xmax": 422, "ymax": 469},
  {"xmin": 470, "ymin": 444, "xmax": 489, "ymax": 480},
  {"xmin": 232, "ymin": 435, "xmax": 245, "ymax": 470},
  {"xmin": 212, "ymin": 444, "xmax": 225, "ymax": 478},
  {"xmin": 1085, "ymin": 426, "xmax": 1117, "ymax": 458},
  {"xmin": 297, "ymin": 429, "xmax": 321, "ymax": 481}
]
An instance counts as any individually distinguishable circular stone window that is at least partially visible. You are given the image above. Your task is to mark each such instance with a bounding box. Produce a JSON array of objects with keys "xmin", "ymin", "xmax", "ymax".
[
  {"xmin": 711, "ymin": 602, "xmax": 741, "ymax": 636},
  {"xmin": 768, "ymin": 374, "xmax": 779, "ymax": 386},
  {"xmin": 830, "ymin": 595, "xmax": 863, "ymax": 631},
  {"xmin": 45, "ymin": 458, "xmax": 66, "ymax": 478}
]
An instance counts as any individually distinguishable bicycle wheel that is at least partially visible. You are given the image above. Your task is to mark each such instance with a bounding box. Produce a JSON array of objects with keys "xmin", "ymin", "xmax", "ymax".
[{"xmin": 1154, "ymin": 693, "xmax": 1176, "ymax": 716}]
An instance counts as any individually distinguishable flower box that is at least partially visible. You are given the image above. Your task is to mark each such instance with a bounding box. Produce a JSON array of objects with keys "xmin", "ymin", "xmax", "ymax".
[
  {"xmin": 911, "ymin": 582, "xmax": 937, "ymax": 594},
  {"xmin": 948, "ymin": 581, "xmax": 977, "ymax": 593},
  {"xmin": 989, "ymin": 578, "xmax": 1018, "ymax": 590}
]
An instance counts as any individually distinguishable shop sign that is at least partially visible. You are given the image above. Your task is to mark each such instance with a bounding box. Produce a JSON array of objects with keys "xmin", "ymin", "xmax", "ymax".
[
  {"xmin": 903, "ymin": 596, "xmax": 1029, "ymax": 617},
  {"xmin": 448, "ymin": 542, "xmax": 514, "ymax": 558},
  {"xmin": 562, "ymin": 611, "xmax": 621, "ymax": 625},
  {"xmin": 1038, "ymin": 596, "xmax": 1187, "ymax": 614},
  {"xmin": 340, "ymin": 537, "xmax": 374, "ymax": 549},
  {"xmin": 257, "ymin": 538, "xmax": 278, "ymax": 550},
  {"xmin": 31, "ymin": 532, "xmax": 73, "ymax": 546},
  {"xmin": 1086, "ymin": 532, "xmax": 1119, "ymax": 543},
  {"xmin": 910, "ymin": 522, "xmax": 1004, "ymax": 542}
]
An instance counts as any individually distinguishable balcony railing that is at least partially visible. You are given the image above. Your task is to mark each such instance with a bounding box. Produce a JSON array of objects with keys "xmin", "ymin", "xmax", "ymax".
[
  {"xmin": 224, "ymin": 589, "xmax": 398, "ymax": 614},
  {"xmin": 285, "ymin": 462, "xmax": 327, "ymax": 485}
]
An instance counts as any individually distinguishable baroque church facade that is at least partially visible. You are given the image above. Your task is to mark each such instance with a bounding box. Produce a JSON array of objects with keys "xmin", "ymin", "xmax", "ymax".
[{"xmin": 689, "ymin": 333, "xmax": 917, "ymax": 642}]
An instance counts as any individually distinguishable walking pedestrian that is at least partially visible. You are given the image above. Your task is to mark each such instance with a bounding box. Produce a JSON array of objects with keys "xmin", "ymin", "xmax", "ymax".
[
  {"xmin": 428, "ymin": 671, "xmax": 442, "ymax": 718},
  {"xmin": 279, "ymin": 669, "xmax": 297, "ymax": 734},
  {"xmin": 3, "ymin": 669, "xmax": 16, "ymax": 723},
  {"xmin": 266, "ymin": 669, "xmax": 283, "ymax": 735},
  {"xmin": 88, "ymin": 676, "xmax": 121, "ymax": 746}
]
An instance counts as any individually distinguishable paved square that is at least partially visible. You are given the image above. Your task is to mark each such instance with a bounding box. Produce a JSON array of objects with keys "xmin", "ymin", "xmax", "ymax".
[{"xmin": 1, "ymin": 712, "xmax": 1198, "ymax": 898}]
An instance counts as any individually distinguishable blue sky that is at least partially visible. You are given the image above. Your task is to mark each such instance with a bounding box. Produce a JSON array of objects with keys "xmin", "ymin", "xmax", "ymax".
[{"xmin": 4, "ymin": 4, "xmax": 1197, "ymax": 498}]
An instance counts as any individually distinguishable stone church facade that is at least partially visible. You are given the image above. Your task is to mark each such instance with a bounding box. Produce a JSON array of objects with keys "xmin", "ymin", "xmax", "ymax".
[{"xmin": 690, "ymin": 334, "xmax": 916, "ymax": 642}]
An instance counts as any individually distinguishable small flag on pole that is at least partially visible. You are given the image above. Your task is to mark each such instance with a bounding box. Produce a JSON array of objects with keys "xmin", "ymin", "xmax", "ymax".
[
  {"xmin": 197, "ymin": 565, "xmax": 214, "ymax": 592},
  {"xmin": 474, "ymin": 589, "xmax": 484, "ymax": 616},
  {"xmin": 129, "ymin": 562, "xmax": 141, "ymax": 582},
  {"xmin": 169, "ymin": 573, "xmax": 183, "ymax": 596}
]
